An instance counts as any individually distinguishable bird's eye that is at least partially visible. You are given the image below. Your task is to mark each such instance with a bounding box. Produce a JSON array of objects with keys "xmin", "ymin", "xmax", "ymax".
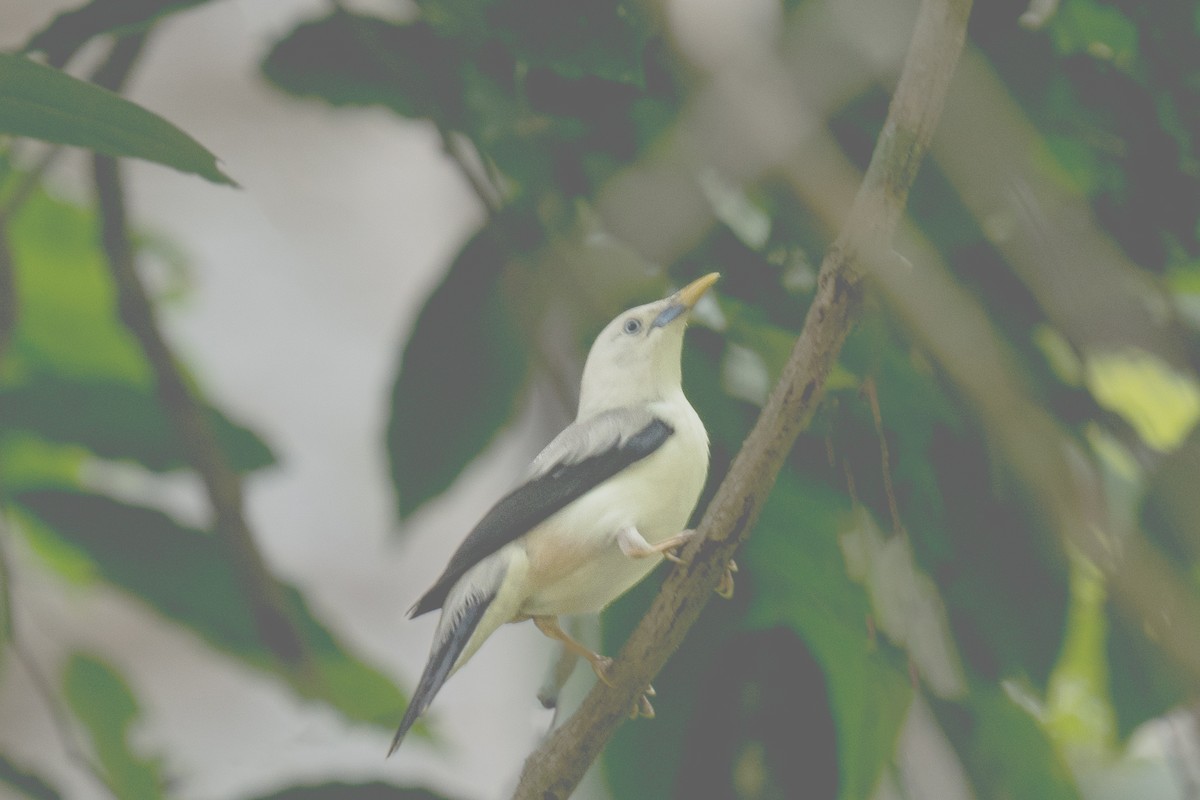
[{"xmin": 623, "ymin": 318, "xmax": 642, "ymax": 335}]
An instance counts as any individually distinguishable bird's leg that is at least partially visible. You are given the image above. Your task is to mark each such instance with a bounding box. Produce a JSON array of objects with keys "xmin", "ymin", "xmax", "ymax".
[
  {"xmin": 532, "ymin": 616, "xmax": 614, "ymax": 686},
  {"xmin": 531, "ymin": 615, "xmax": 657, "ymax": 719},
  {"xmin": 617, "ymin": 526, "xmax": 739, "ymax": 599},
  {"xmin": 616, "ymin": 525, "xmax": 694, "ymax": 563}
]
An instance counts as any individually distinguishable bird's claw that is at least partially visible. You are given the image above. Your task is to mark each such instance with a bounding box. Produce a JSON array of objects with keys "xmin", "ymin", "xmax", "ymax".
[
  {"xmin": 662, "ymin": 529, "xmax": 696, "ymax": 565},
  {"xmin": 666, "ymin": 548, "xmax": 738, "ymax": 600},
  {"xmin": 664, "ymin": 549, "xmax": 687, "ymax": 565},
  {"xmin": 594, "ymin": 659, "xmax": 655, "ymax": 719},
  {"xmin": 660, "ymin": 531, "xmax": 737, "ymax": 599},
  {"xmin": 590, "ymin": 655, "xmax": 616, "ymax": 687},
  {"xmin": 631, "ymin": 690, "xmax": 656, "ymax": 719},
  {"xmin": 715, "ymin": 559, "xmax": 738, "ymax": 600}
]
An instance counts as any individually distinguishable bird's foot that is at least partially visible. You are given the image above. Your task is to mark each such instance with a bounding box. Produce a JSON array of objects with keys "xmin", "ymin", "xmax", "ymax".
[
  {"xmin": 589, "ymin": 654, "xmax": 616, "ymax": 687},
  {"xmin": 662, "ymin": 529, "xmax": 696, "ymax": 565},
  {"xmin": 631, "ymin": 685, "xmax": 656, "ymax": 719},
  {"xmin": 663, "ymin": 535, "xmax": 738, "ymax": 600},
  {"xmin": 589, "ymin": 656, "xmax": 656, "ymax": 719}
]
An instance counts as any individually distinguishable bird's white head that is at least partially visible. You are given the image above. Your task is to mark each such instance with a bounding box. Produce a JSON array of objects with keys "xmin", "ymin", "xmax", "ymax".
[{"xmin": 577, "ymin": 272, "xmax": 719, "ymax": 419}]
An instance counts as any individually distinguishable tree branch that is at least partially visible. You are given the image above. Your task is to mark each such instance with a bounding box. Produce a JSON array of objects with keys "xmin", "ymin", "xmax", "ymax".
[
  {"xmin": 512, "ymin": 0, "xmax": 973, "ymax": 796},
  {"xmin": 90, "ymin": 34, "xmax": 310, "ymax": 668}
]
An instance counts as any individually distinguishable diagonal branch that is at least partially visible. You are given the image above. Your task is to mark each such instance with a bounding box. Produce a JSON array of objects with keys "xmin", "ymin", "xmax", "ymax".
[
  {"xmin": 90, "ymin": 34, "xmax": 309, "ymax": 668},
  {"xmin": 512, "ymin": 0, "xmax": 973, "ymax": 796}
]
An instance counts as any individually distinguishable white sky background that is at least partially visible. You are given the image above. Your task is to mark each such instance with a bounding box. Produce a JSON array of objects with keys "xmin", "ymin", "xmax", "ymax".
[{"xmin": 0, "ymin": 2, "xmax": 598, "ymax": 798}]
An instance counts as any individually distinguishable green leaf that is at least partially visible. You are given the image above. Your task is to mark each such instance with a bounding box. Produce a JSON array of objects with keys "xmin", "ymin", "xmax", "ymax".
[
  {"xmin": 0, "ymin": 53, "xmax": 234, "ymax": 185},
  {"xmin": 0, "ymin": 374, "xmax": 274, "ymax": 473},
  {"xmin": 937, "ymin": 686, "xmax": 1080, "ymax": 800},
  {"xmin": 1105, "ymin": 598, "xmax": 1194, "ymax": 738},
  {"xmin": 1084, "ymin": 347, "xmax": 1200, "ymax": 454},
  {"xmin": 14, "ymin": 490, "xmax": 406, "ymax": 727},
  {"xmin": 744, "ymin": 471, "xmax": 912, "ymax": 800},
  {"xmin": 487, "ymin": 0, "xmax": 654, "ymax": 86},
  {"xmin": 1048, "ymin": 0, "xmax": 1140, "ymax": 74},
  {"xmin": 0, "ymin": 754, "xmax": 61, "ymax": 800},
  {"xmin": 24, "ymin": 0, "xmax": 213, "ymax": 68},
  {"xmin": 1043, "ymin": 552, "xmax": 1115, "ymax": 753},
  {"xmin": 416, "ymin": 0, "xmax": 653, "ymax": 85},
  {"xmin": 262, "ymin": 11, "xmax": 464, "ymax": 124},
  {"xmin": 250, "ymin": 784, "xmax": 457, "ymax": 800},
  {"xmin": 600, "ymin": 566, "xmax": 758, "ymax": 799},
  {"xmin": 62, "ymin": 653, "xmax": 164, "ymax": 800},
  {"xmin": 5, "ymin": 189, "xmax": 148, "ymax": 384},
  {"xmin": 386, "ymin": 214, "xmax": 536, "ymax": 517}
]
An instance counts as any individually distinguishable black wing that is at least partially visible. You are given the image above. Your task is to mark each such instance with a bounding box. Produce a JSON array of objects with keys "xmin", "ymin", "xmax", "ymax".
[{"xmin": 409, "ymin": 416, "xmax": 673, "ymax": 617}]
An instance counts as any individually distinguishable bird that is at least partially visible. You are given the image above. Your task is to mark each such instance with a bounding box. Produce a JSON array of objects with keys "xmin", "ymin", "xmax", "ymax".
[{"xmin": 388, "ymin": 272, "xmax": 724, "ymax": 756}]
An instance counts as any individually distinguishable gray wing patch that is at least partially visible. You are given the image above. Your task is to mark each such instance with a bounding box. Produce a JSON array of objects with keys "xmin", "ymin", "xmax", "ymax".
[{"xmin": 409, "ymin": 412, "xmax": 673, "ymax": 617}]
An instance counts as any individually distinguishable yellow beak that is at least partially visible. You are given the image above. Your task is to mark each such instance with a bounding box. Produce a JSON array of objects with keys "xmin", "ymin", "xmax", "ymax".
[{"xmin": 676, "ymin": 272, "xmax": 720, "ymax": 309}]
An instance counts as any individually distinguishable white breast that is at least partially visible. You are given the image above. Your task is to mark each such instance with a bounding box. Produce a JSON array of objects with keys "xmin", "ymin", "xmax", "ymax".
[{"xmin": 519, "ymin": 395, "xmax": 709, "ymax": 616}]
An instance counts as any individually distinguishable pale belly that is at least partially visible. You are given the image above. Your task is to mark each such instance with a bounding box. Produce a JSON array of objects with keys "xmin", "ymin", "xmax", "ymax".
[{"xmin": 516, "ymin": 426, "xmax": 707, "ymax": 617}]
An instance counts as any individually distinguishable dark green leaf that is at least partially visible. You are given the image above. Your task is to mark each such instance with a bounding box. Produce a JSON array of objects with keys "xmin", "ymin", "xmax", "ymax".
[
  {"xmin": 1105, "ymin": 600, "xmax": 1194, "ymax": 738},
  {"xmin": 0, "ymin": 374, "xmax": 274, "ymax": 473},
  {"xmin": 62, "ymin": 653, "xmax": 164, "ymax": 799},
  {"xmin": 386, "ymin": 214, "xmax": 537, "ymax": 517},
  {"xmin": 0, "ymin": 754, "xmax": 61, "ymax": 800},
  {"xmin": 15, "ymin": 490, "xmax": 406, "ymax": 727},
  {"xmin": 744, "ymin": 471, "xmax": 912, "ymax": 800},
  {"xmin": 1048, "ymin": 0, "xmax": 1139, "ymax": 74},
  {"xmin": 249, "ymin": 783, "xmax": 458, "ymax": 800},
  {"xmin": 0, "ymin": 54, "xmax": 233, "ymax": 185},
  {"xmin": 24, "ymin": 0, "xmax": 212, "ymax": 68},
  {"xmin": 936, "ymin": 686, "xmax": 1080, "ymax": 800},
  {"xmin": 599, "ymin": 558, "xmax": 750, "ymax": 800},
  {"xmin": 262, "ymin": 11, "xmax": 464, "ymax": 124},
  {"xmin": 487, "ymin": 0, "xmax": 653, "ymax": 86},
  {"xmin": 675, "ymin": 628, "xmax": 838, "ymax": 800},
  {"xmin": 417, "ymin": 0, "xmax": 654, "ymax": 86}
]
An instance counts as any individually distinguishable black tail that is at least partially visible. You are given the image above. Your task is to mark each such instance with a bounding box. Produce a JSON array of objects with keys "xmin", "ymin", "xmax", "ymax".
[{"xmin": 387, "ymin": 592, "xmax": 494, "ymax": 756}]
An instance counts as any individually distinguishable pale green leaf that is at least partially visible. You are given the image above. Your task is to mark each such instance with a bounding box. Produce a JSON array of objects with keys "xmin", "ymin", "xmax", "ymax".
[{"xmin": 62, "ymin": 653, "xmax": 164, "ymax": 799}]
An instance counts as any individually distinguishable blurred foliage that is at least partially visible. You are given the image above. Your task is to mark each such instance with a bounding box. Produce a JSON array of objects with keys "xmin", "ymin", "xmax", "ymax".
[
  {"xmin": 250, "ymin": 785, "xmax": 457, "ymax": 800},
  {"xmin": 62, "ymin": 652, "xmax": 165, "ymax": 799},
  {"xmin": 1, "ymin": 0, "xmax": 1199, "ymax": 798},
  {"xmin": 0, "ymin": 753, "xmax": 61, "ymax": 800},
  {"xmin": 0, "ymin": 52, "xmax": 233, "ymax": 184},
  {"xmin": 0, "ymin": 183, "xmax": 409, "ymax": 793},
  {"xmin": 17, "ymin": 489, "xmax": 404, "ymax": 727}
]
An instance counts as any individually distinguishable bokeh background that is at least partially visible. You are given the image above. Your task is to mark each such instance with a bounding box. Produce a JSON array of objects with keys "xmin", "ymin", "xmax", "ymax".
[{"xmin": 2, "ymin": 1, "xmax": 1200, "ymax": 799}]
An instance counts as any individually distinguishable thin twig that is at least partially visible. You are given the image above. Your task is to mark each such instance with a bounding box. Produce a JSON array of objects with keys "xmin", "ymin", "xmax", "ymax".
[
  {"xmin": 513, "ymin": 0, "xmax": 973, "ymax": 795},
  {"xmin": 863, "ymin": 377, "xmax": 903, "ymax": 537},
  {"xmin": 436, "ymin": 125, "xmax": 503, "ymax": 216},
  {"xmin": 89, "ymin": 34, "xmax": 310, "ymax": 669}
]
